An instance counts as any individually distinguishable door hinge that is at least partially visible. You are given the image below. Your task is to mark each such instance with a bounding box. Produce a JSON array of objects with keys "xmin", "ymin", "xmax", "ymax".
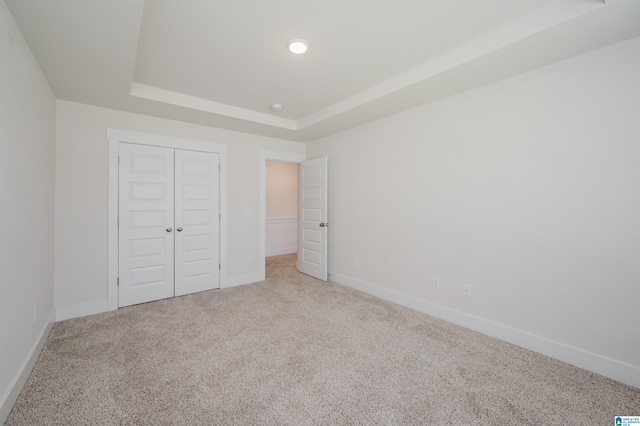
[
  {"xmin": 219, "ymin": 263, "xmax": 221, "ymax": 270},
  {"xmin": 117, "ymin": 216, "xmax": 119, "ymax": 226},
  {"xmin": 117, "ymin": 277, "xmax": 120, "ymax": 286}
]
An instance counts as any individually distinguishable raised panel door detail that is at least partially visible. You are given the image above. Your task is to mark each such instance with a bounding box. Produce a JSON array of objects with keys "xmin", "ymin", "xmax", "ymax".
[
  {"xmin": 303, "ymin": 208, "xmax": 321, "ymax": 222},
  {"xmin": 183, "ymin": 184, "xmax": 212, "ymax": 201},
  {"xmin": 182, "ymin": 158, "xmax": 213, "ymax": 177},
  {"xmin": 298, "ymin": 157, "xmax": 328, "ymax": 281},
  {"xmin": 119, "ymin": 144, "xmax": 220, "ymax": 306},
  {"xmin": 119, "ymin": 143, "xmax": 175, "ymax": 307},
  {"xmin": 184, "ymin": 210, "xmax": 212, "ymax": 226},
  {"xmin": 130, "ymin": 183, "xmax": 165, "ymax": 201},
  {"xmin": 130, "ymin": 211, "xmax": 165, "ymax": 228},
  {"xmin": 303, "ymin": 165, "xmax": 322, "ymax": 181},
  {"xmin": 184, "ymin": 235, "xmax": 212, "ymax": 253},
  {"xmin": 303, "ymin": 187, "xmax": 322, "ymax": 202},
  {"xmin": 130, "ymin": 154, "xmax": 166, "ymax": 174},
  {"xmin": 174, "ymin": 150, "xmax": 220, "ymax": 296},
  {"xmin": 303, "ymin": 248, "xmax": 322, "ymax": 265},
  {"xmin": 131, "ymin": 265, "xmax": 165, "ymax": 287},
  {"xmin": 183, "ymin": 259, "xmax": 213, "ymax": 279},
  {"xmin": 131, "ymin": 238, "xmax": 165, "ymax": 258},
  {"xmin": 303, "ymin": 228, "xmax": 322, "ymax": 244}
]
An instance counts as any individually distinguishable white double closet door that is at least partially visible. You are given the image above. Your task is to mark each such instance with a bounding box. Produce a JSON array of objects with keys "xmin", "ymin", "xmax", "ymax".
[{"xmin": 118, "ymin": 143, "xmax": 220, "ymax": 307}]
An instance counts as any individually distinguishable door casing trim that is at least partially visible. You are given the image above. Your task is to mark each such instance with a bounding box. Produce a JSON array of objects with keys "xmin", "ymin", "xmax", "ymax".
[{"xmin": 107, "ymin": 128, "xmax": 228, "ymax": 311}]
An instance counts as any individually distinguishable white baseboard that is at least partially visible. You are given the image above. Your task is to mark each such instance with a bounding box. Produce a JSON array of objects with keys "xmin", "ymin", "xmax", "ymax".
[
  {"xmin": 329, "ymin": 271, "xmax": 640, "ymax": 389},
  {"xmin": 55, "ymin": 275, "xmax": 269, "ymax": 318},
  {"xmin": 222, "ymin": 272, "xmax": 264, "ymax": 289},
  {"xmin": 0, "ymin": 310, "xmax": 55, "ymax": 424},
  {"xmin": 56, "ymin": 299, "xmax": 110, "ymax": 321},
  {"xmin": 266, "ymin": 247, "xmax": 297, "ymax": 257}
]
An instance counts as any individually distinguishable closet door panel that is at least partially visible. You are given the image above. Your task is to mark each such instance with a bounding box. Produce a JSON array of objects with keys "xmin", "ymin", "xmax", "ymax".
[
  {"xmin": 118, "ymin": 143, "xmax": 175, "ymax": 307},
  {"xmin": 174, "ymin": 150, "xmax": 220, "ymax": 296}
]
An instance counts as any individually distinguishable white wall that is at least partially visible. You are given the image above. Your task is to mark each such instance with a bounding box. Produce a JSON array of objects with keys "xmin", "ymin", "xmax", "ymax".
[
  {"xmin": 0, "ymin": 1, "xmax": 56, "ymax": 420},
  {"xmin": 266, "ymin": 160, "xmax": 297, "ymax": 218},
  {"xmin": 307, "ymin": 36, "xmax": 640, "ymax": 371},
  {"xmin": 55, "ymin": 101, "xmax": 305, "ymax": 310}
]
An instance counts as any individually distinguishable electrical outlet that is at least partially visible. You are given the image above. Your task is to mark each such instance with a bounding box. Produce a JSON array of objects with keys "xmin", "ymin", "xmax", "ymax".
[
  {"xmin": 33, "ymin": 304, "xmax": 38, "ymax": 324},
  {"xmin": 247, "ymin": 255, "xmax": 253, "ymax": 264},
  {"xmin": 432, "ymin": 276, "xmax": 441, "ymax": 290},
  {"xmin": 353, "ymin": 258, "xmax": 359, "ymax": 269},
  {"xmin": 463, "ymin": 284, "xmax": 472, "ymax": 297}
]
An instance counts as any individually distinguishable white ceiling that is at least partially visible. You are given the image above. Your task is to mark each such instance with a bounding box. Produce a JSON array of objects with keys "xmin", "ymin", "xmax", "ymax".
[{"xmin": 6, "ymin": 0, "xmax": 640, "ymax": 142}]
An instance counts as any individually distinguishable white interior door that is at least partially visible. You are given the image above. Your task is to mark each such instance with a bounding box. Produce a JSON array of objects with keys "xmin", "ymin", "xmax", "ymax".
[
  {"xmin": 297, "ymin": 157, "xmax": 328, "ymax": 281},
  {"xmin": 118, "ymin": 143, "xmax": 175, "ymax": 307},
  {"xmin": 174, "ymin": 150, "xmax": 220, "ymax": 296}
]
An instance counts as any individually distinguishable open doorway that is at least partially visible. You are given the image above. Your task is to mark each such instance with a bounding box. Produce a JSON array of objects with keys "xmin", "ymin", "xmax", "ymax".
[
  {"xmin": 265, "ymin": 160, "xmax": 298, "ymax": 257},
  {"xmin": 259, "ymin": 151, "xmax": 306, "ymax": 281}
]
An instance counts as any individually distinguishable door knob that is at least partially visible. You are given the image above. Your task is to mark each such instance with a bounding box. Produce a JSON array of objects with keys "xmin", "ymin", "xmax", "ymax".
[
  {"xmin": 166, "ymin": 227, "xmax": 172, "ymax": 232},
  {"xmin": 319, "ymin": 223, "xmax": 328, "ymax": 227},
  {"xmin": 177, "ymin": 227, "xmax": 183, "ymax": 232}
]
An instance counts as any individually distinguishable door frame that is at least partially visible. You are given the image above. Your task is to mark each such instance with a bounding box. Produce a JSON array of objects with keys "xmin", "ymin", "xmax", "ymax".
[
  {"xmin": 107, "ymin": 128, "xmax": 228, "ymax": 311},
  {"xmin": 259, "ymin": 150, "xmax": 306, "ymax": 281}
]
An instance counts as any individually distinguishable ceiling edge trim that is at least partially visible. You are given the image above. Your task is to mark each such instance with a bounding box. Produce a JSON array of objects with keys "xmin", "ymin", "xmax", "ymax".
[
  {"xmin": 295, "ymin": 0, "xmax": 605, "ymax": 130},
  {"xmin": 130, "ymin": 82, "xmax": 298, "ymax": 130},
  {"xmin": 129, "ymin": 1, "xmax": 604, "ymax": 133}
]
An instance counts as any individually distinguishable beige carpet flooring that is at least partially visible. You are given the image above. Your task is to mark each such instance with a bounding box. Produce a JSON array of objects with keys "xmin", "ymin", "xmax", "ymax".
[{"xmin": 5, "ymin": 254, "xmax": 640, "ymax": 425}]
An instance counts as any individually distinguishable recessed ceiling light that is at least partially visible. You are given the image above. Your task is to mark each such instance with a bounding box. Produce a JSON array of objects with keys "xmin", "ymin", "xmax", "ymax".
[{"xmin": 288, "ymin": 39, "xmax": 308, "ymax": 54}]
